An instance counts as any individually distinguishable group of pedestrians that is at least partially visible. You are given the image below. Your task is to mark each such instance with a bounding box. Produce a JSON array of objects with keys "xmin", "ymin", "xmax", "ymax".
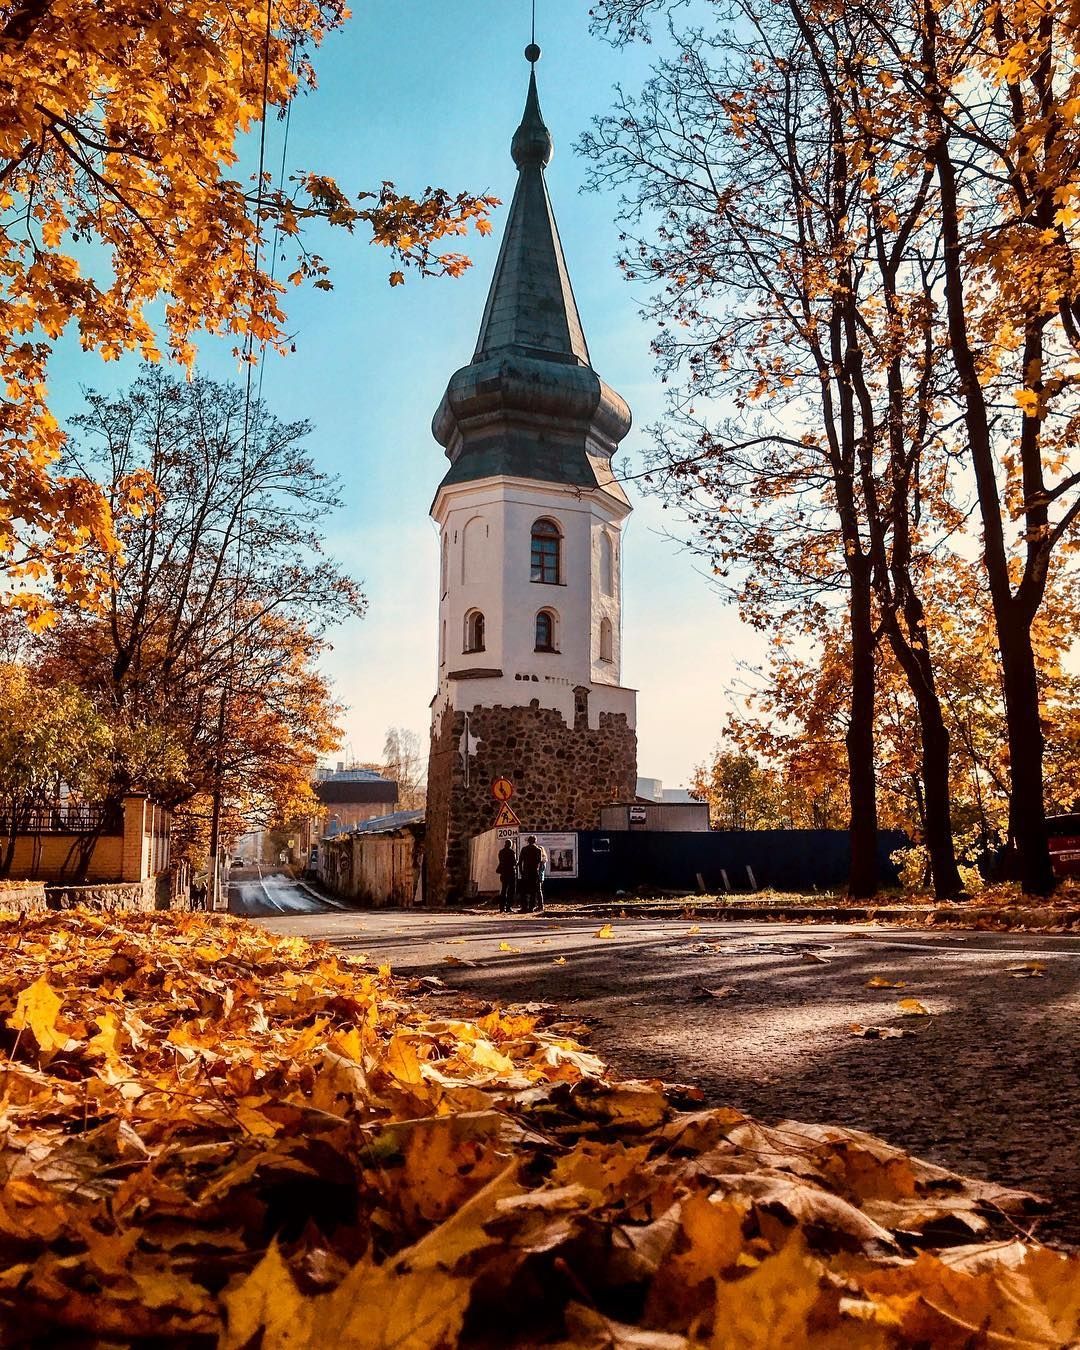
[{"xmin": 497, "ymin": 836, "xmax": 546, "ymax": 913}]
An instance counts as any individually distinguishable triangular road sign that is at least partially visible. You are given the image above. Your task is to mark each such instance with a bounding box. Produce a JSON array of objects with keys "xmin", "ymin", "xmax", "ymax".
[{"xmin": 493, "ymin": 802, "xmax": 521, "ymax": 829}]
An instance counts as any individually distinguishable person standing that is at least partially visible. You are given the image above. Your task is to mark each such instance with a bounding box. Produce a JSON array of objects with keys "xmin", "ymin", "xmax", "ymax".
[
  {"xmin": 496, "ymin": 839, "xmax": 518, "ymax": 913},
  {"xmin": 518, "ymin": 835, "xmax": 546, "ymax": 914}
]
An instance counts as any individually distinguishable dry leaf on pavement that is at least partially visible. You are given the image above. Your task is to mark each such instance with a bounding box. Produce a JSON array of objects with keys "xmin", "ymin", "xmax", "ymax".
[
  {"xmin": 850, "ymin": 1023, "xmax": 915, "ymax": 1039},
  {"xmin": 898, "ymin": 997, "xmax": 932, "ymax": 1016}
]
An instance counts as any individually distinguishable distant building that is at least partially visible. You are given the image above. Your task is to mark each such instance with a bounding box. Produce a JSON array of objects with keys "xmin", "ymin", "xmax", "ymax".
[
  {"xmin": 296, "ymin": 768, "xmax": 398, "ymax": 871},
  {"xmin": 636, "ymin": 777, "xmax": 697, "ymax": 805}
]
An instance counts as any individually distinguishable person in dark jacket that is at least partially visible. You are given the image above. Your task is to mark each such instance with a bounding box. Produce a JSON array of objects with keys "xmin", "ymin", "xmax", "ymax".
[
  {"xmin": 496, "ymin": 840, "xmax": 518, "ymax": 912},
  {"xmin": 518, "ymin": 836, "xmax": 546, "ymax": 913}
]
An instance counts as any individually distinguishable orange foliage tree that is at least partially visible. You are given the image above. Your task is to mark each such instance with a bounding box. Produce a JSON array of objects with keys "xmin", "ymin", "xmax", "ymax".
[
  {"xmin": 588, "ymin": 0, "xmax": 1080, "ymax": 895},
  {"xmin": 0, "ymin": 0, "xmax": 494, "ymax": 621},
  {"xmin": 721, "ymin": 554, "xmax": 1080, "ymax": 882},
  {"xmin": 34, "ymin": 369, "xmax": 358, "ymax": 867},
  {"xmin": 582, "ymin": 1, "xmax": 970, "ymax": 896}
]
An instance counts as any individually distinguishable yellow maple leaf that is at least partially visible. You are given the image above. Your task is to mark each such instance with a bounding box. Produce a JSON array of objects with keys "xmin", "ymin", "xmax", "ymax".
[
  {"xmin": 221, "ymin": 1242, "xmax": 313, "ymax": 1349},
  {"xmin": 596, "ymin": 923, "xmax": 615, "ymax": 939},
  {"xmin": 384, "ymin": 1034, "xmax": 424, "ymax": 1087},
  {"xmin": 9, "ymin": 976, "xmax": 66, "ymax": 1052},
  {"xmin": 712, "ymin": 1235, "xmax": 825, "ymax": 1348}
]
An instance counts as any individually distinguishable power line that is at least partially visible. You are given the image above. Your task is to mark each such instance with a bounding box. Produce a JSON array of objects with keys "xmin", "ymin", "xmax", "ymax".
[{"xmin": 208, "ymin": 0, "xmax": 278, "ymax": 910}]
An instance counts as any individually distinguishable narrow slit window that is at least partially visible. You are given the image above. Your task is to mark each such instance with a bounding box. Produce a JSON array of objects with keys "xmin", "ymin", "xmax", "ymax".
[
  {"xmin": 464, "ymin": 610, "xmax": 485, "ymax": 653},
  {"xmin": 599, "ymin": 617, "xmax": 614, "ymax": 662},
  {"xmin": 600, "ymin": 531, "xmax": 614, "ymax": 596}
]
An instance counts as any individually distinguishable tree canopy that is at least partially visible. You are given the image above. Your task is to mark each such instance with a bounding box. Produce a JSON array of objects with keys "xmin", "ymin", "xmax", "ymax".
[{"xmin": 0, "ymin": 0, "xmax": 494, "ymax": 622}]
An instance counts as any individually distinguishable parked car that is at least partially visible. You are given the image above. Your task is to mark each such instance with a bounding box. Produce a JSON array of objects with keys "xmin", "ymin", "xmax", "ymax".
[
  {"xmin": 231, "ymin": 856, "xmax": 245, "ymax": 867},
  {"xmin": 1047, "ymin": 814, "xmax": 1080, "ymax": 878}
]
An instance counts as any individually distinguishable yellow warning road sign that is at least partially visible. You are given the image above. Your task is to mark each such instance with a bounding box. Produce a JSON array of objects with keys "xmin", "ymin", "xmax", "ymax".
[
  {"xmin": 492, "ymin": 801, "xmax": 521, "ymax": 829},
  {"xmin": 492, "ymin": 777, "xmax": 514, "ymax": 801}
]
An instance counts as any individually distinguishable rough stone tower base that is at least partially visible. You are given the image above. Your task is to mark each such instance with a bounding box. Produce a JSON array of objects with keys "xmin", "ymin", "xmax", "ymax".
[{"xmin": 426, "ymin": 689, "xmax": 636, "ymax": 904}]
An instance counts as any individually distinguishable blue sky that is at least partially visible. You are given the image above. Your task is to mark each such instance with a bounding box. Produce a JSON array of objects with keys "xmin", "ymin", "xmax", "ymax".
[{"xmin": 50, "ymin": 1, "xmax": 758, "ymax": 787}]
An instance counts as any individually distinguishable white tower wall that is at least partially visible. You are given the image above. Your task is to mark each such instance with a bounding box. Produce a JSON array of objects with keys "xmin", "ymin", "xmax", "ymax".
[{"xmin": 433, "ymin": 477, "xmax": 634, "ymax": 733}]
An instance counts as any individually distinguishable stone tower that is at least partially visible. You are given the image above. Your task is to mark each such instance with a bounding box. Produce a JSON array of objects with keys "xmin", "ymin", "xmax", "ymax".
[{"xmin": 425, "ymin": 46, "xmax": 637, "ymax": 902}]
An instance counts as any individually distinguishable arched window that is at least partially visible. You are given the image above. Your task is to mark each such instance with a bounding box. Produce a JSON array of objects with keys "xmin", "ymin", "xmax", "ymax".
[
  {"xmin": 440, "ymin": 531, "xmax": 449, "ymax": 597},
  {"xmin": 440, "ymin": 619, "xmax": 446, "ymax": 666},
  {"xmin": 530, "ymin": 517, "xmax": 561, "ymax": 585},
  {"xmin": 535, "ymin": 609, "xmax": 557, "ymax": 652},
  {"xmin": 600, "ymin": 531, "xmax": 615, "ymax": 596},
  {"xmin": 464, "ymin": 609, "xmax": 485, "ymax": 653},
  {"xmin": 599, "ymin": 616, "xmax": 614, "ymax": 662}
]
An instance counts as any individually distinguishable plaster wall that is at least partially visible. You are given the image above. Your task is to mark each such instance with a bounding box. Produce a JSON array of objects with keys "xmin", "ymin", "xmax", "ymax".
[
  {"xmin": 433, "ymin": 475, "xmax": 630, "ymax": 719},
  {"xmin": 6, "ymin": 835, "xmax": 123, "ymax": 882}
]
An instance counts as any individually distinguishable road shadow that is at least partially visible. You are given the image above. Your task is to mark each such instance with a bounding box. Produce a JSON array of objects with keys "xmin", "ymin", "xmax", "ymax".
[{"xmin": 321, "ymin": 919, "xmax": 1080, "ymax": 1248}]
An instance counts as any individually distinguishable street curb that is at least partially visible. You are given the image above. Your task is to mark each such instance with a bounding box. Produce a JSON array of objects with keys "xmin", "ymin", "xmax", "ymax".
[{"xmin": 454, "ymin": 901, "xmax": 1080, "ymax": 930}]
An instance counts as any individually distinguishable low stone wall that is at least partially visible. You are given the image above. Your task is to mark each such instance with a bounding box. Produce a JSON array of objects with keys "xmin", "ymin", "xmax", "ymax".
[
  {"xmin": 0, "ymin": 882, "xmax": 48, "ymax": 911},
  {"xmin": 0, "ymin": 878, "xmax": 165, "ymax": 914},
  {"xmin": 45, "ymin": 878, "xmax": 162, "ymax": 912}
]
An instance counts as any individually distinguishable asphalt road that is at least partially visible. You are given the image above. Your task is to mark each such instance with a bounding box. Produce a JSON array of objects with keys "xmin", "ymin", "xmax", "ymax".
[
  {"xmin": 248, "ymin": 884, "xmax": 1080, "ymax": 1247},
  {"xmin": 227, "ymin": 865, "xmax": 352, "ymax": 916}
]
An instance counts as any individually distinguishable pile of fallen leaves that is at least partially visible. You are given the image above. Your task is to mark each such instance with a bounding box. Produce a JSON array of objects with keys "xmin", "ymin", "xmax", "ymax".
[{"xmin": 1, "ymin": 911, "xmax": 1078, "ymax": 1348}]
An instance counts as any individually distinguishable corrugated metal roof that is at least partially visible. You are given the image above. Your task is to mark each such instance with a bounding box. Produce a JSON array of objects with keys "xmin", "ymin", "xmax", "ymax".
[{"xmin": 315, "ymin": 779, "xmax": 398, "ymax": 805}]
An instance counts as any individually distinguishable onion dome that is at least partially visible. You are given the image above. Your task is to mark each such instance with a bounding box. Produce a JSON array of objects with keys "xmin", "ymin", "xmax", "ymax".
[{"xmin": 432, "ymin": 48, "xmax": 632, "ymax": 505}]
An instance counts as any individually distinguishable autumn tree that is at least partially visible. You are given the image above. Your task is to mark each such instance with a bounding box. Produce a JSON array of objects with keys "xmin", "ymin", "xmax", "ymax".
[
  {"xmin": 726, "ymin": 551, "xmax": 1080, "ymax": 877},
  {"xmin": 849, "ymin": 0, "xmax": 1080, "ymax": 894},
  {"xmin": 592, "ymin": 0, "xmax": 1080, "ymax": 897},
  {"xmin": 35, "ymin": 369, "xmax": 357, "ymax": 860},
  {"xmin": 583, "ymin": 0, "xmax": 972, "ymax": 897},
  {"xmin": 691, "ymin": 751, "xmax": 799, "ymax": 830},
  {"xmin": 0, "ymin": 0, "xmax": 495, "ymax": 621},
  {"xmin": 382, "ymin": 728, "xmax": 426, "ymax": 811}
]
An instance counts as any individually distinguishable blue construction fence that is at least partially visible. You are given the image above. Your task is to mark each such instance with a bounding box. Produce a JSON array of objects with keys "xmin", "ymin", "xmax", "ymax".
[{"xmin": 552, "ymin": 829, "xmax": 909, "ymax": 894}]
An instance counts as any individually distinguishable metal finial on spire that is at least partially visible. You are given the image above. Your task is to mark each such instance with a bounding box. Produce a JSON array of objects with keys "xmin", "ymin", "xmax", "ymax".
[
  {"xmin": 525, "ymin": 0, "xmax": 540, "ymax": 65},
  {"xmin": 511, "ymin": 47, "xmax": 552, "ymax": 168}
]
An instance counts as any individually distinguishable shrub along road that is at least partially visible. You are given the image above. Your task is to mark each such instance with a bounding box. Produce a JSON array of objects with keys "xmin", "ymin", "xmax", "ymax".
[{"xmin": 254, "ymin": 901, "xmax": 1080, "ymax": 1248}]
